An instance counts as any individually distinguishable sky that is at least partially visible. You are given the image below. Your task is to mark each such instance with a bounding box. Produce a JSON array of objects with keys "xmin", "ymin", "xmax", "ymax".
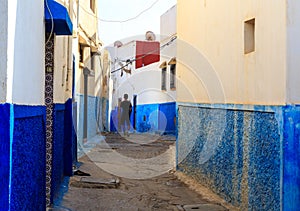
[{"xmin": 97, "ymin": 0, "xmax": 176, "ymax": 46}]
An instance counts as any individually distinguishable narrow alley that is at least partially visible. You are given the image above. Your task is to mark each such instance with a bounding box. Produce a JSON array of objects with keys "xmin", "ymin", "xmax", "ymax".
[
  {"xmin": 2, "ymin": 1, "xmax": 300, "ymax": 210},
  {"xmin": 57, "ymin": 133, "xmax": 232, "ymax": 211}
]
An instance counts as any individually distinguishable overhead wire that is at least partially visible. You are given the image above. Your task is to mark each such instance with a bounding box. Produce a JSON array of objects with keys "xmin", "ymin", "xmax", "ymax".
[
  {"xmin": 79, "ymin": 0, "xmax": 160, "ymax": 23},
  {"xmin": 111, "ymin": 35, "xmax": 177, "ymax": 74},
  {"xmin": 45, "ymin": 0, "xmax": 54, "ymax": 45}
]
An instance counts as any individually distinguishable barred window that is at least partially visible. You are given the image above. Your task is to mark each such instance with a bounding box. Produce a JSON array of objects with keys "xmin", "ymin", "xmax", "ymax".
[
  {"xmin": 161, "ymin": 67, "xmax": 167, "ymax": 91},
  {"xmin": 170, "ymin": 64, "xmax": 176, "ymax": 89}
]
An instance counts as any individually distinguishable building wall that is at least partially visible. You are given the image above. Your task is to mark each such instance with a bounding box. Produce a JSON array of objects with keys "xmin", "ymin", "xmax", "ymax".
[
  {"xmin": 108, "ymin": 4, "xmax": 177, "ymax": 134},
  {"xmin": 54, "ymin": 36, "xmax": 73, "ymax": 104},
  {"xmin": 176, "ymin": 1, "xmax": 300, "ymax": 210},
  {"xmin": 0, "ymin": 0, "xmax": 8, "ymax": 103},
  {"xmin": 286, "ymin": 1, "xmax": 300, "ymax": 104},
  {"xmin": 73, "ymin": 0, "xmax": 108, "ymax": 143},
  {"xmin": 10, "ymin": 0, "xmax": 45, "ymax": 105},
  {"xmin": 0, "ymin": 104, "xmax": 11, "ymax": 211},
  {"xmin": 177, "ymin": 104, "xmax": 281, "ymax": 210},
  {"xmin": 78, "ymin": 0, "xmax": 98, "ymax": 43},
  {"xmin": 11, "ymin": 105, "xmax": 46, "ymax": 211},
  {"xmin": 177, "ymin": 0, "xmax": 286, "ymax": 105},
  {"xmin": 0, "ymin": 1, "xmax": 46, "ymax": 209},
  {"xmin": 47, "ymin": 1, "xmax": 77, "ymax": 204},
  {"xmin": 109, "ymin": 37, "xmax": 176, "ymax": 134},
  {"xmin": 160, "ymin": 5, "xmax": 176, "ymax": 38}
]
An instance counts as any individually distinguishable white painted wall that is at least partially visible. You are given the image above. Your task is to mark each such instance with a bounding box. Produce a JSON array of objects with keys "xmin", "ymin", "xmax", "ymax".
[
  {"xmin": 160, "ymin": 5, "xmax": 176, "ymax": 38},
  {"xmin": 109, "ymin": 4, "xmax": 178, "ymax": 110},
  {"xmin": 78, "ymin": 0, "xmax": 98, "ymax": 43},
  {"xmin": 110, "ymin": 39, "xmax": 176, "ymax": 110},
  {"xmin": 9, "ymin": 0, "xmax": 45, "ymax": 105},
  {"xmin": 177, "ymin": 0, "xmax": 287, "ymax": 105},
  {"xmin": 0, "ymin": 0, "xmax": 8, "ymax": 103},
  {"xmin": 55, "ymin": 36, "xmax": 74, "ymax": 104},
  {"xmin": 54, "ymin": 36, "xmax": 70, "ymax": 104},
  {"xmin": 286, "ymin": 0, "xmax": 300, "ymax": 104}
]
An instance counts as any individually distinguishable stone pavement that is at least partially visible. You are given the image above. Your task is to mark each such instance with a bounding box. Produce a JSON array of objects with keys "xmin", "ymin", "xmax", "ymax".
[{"xmin": 54, "ymin": 133, "xmax": 235, "ymax": 211}]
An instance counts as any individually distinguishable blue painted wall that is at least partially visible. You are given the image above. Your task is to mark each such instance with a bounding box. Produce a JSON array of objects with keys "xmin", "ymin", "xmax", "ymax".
[
  {"xmin": 102, "ymin": 98, "xmax": 109, "ymax": 131},
  {"xmin": 110, "ymin": 102, "xmax": 176, "ymax": 135},
  {"xmin": 64, "ymin": 99, "xmax": 77, "ymax": 176},
  {"xmin": 11, "ymin": 105, "xmax": 46, "ymax": 211},
  {"xmin": 136, "ymin": 103, "xmax": 159, "ymax": 132},
  {"xmin": 52, "ymin": 103, "xmax": 65, "ymax": 203},
  {"xmin": 283, "ymin": 105, "xmax": 300, "ymax": 211},
  {"xmin": 52, "ymin": 99, "xmax": 77, "ymax": 202},
  {"xmin": 0, "ymin": 104, "xmax": 11, "ymax": 211},
  {"xmin": 159, "ymin": 102, "xmax": 176, "ymax": 134},
  {"xmin": 177, "ymin": 104, "xmax": 284, "ymax": 210},
  {"xmin": 110, "ymin": 108, "xmax": 118, "ymax": 132},
  {"xmin": 77, "ymin": 95, "xmax": 100, "ymax": 141},
  {"xmin": 0, "ymin": 101, "xmax": 77, "ymax": 210}
]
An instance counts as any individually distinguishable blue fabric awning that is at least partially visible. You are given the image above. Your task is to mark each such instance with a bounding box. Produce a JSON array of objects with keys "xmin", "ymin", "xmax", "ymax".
[{"xmin": 44, "ymin": 0, "xmax": 73, "ymax": 36}]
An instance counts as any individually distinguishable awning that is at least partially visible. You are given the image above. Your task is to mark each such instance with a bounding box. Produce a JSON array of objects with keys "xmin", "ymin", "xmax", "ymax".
[
  {"xmin": 168, "ymin": 57, "xmax": 176, "ymax": 65},
  {"xmin": 44, "ymin": 0, "xmax": 73, "ymax": 36},
  {"xmin": 159, "ymin": 61, "xmax": 167, "ymax": 69}
]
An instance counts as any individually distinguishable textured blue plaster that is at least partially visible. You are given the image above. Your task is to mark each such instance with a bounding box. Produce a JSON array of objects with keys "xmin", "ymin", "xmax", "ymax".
[
  {"xmin": 64, "ymin": 99, "xmax": 77, "ymax": 176},
  {"xmin": 52, "ymin": 103, "xmax": 65, "ymax": 203},
  {"xmin": 11, "ymin": 105, "xmax": 46, "ymax": 211},
  {"xmin": 177, "ymin": 104, "xmax": 281, "ymax": 210},
  {"xmin": 247, "ymin": 112, "xmax": 280, "ymax": 210},
  {"xmin": 0, "ymin": 104, "xmax": 11, "ymax": 211},
  {"xmin": 283, "ymin": 105, "xmax": 300, "ymax": 211}
]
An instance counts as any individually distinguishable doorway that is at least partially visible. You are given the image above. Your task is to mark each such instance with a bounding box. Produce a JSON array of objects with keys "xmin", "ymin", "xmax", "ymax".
[{"xmin": 133, "ymin": 95, "xmax": 137, "ymax": 130}]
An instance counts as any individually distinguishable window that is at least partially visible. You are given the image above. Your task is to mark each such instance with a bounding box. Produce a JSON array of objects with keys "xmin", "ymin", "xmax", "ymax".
[
  {"xmin": 90, "ymin": 0, "xmax": 95, "ymax": 13},
  {"xmin": 168, "ymin": 58, "xmax": 176, "ymax": 90},
  {"xmin": 244, "ymin": 18, "xmax": 255, "ymax": 54},
  {"xmin": 161, "ymin": 67, "xmax": 167, "ymax": 91},
  {"xmin": 170, "ymin": 64, "xmax": 176, "ymax": 89},
  {"xmin": 160, "ymin": 62, "xmax": 167, "ymax": 90},
  {"xmin": 79, "ymin": 45, "xmax": 84, "ymax": 63},
  {"xmin": 90, "ymin": 51, "xmax": 94, "ymax": 70}
]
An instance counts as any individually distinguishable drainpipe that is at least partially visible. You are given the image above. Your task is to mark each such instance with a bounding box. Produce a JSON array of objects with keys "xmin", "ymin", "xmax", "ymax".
[
  {"xmin": 77, "ymin": 0, "xmax": 80, "ymax": 28},
  {"xmin": 67, "ymin": 0, "xmax": 73, "ymax": 95},
  {"xmin": 83, "ymin": 67, "xmax": 90, "ymax": 143}
]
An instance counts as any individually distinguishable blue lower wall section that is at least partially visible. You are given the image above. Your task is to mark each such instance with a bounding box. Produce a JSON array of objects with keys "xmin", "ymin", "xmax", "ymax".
[
  {"xmin": 136, "ymin": 104, "xmax": 159, "ymax": 132},
  {"xmin": 52, "ymin": 99, "xmax": 77, "ymax": 203},
  {"xmin": 283, "ymin": 105, "xmax": 300, "ymax": 211},
  {"xmin": 11, "ymin": 105, "xmax": 46, "ymax": 211},
  {"xmin": 110, "ymin": 102, "xmax": 176, "ymax": 134},
  {"xmin": 52, "ymin": 103, "xmax": 65, "ymax": 203},
  {"xmin": 159, "ymin": 102, "xmax": 176, "ymax": 134},
  {"xmin": 0, "ymin": 100, "xmax": 77, "ymax": 210},
  {"xmin": 177, "ymin": 103, "xmax": 299, "ymax": 210},
  {"xmin": 64, "ymin": 100, "xmax": 77, "ymax": 176},
  {"xmin": 0, "ymin": 104, "xmax": 11, "ymax": 211},
  {"xmin": 77, "ymin": 95, "xmax": 106, "ymax": 142}
]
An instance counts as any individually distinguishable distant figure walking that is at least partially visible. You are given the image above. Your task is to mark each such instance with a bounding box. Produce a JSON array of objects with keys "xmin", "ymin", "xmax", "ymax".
[{"xmin": 120, "ymin": 94, "xmax": 132, "ymax": 136}]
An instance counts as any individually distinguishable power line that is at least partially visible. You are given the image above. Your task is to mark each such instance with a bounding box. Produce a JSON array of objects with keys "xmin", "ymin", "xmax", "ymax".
[
  {"xmin": 45, "ymin": 0, "xmax": 54, "ymax": 45},
  {"xmin": 79, "ymin": 0, "xmax": 160, "ymax": 23},
  {"xmin": 111, "ymin": 35, "xmax": 177, "ymax": 73}
]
